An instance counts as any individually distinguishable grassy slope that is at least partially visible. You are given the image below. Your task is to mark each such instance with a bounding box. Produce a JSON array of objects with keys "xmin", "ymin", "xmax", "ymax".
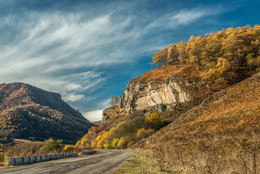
[
  {"xmin": 114, "ymin": 150, "xmax": 172, "ymax": 174},
  {"xmin": 137, "ymin": 72, "xmax": 260, "ymax": 173}
]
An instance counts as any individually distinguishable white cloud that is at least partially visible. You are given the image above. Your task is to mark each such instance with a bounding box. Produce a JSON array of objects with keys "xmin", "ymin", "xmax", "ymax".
[
  {"xmin": 0, "ymin": 12, "xmax": 136, "ymax": 102},
  {"xmin": 172, "ymin": 9, "xmax": 209, "ymax": 25},
  {"xmin": 65, "ymin": 94, "xmax": 84, "ymax": 102},
  {"xmin": 0, "ymin": 4, "xmax": 226, "ymax": 109},
  {"xmin": 83, "ymin": 110, "xmax": 103, "ymax": 122},
  {"xmin": 146, "ymin": 6, "xmax": 225, "ymax": 30}
]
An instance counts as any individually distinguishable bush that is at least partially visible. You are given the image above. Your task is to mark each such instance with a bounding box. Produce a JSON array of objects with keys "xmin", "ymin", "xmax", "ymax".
[
  {"xmin": 117, "ymin": 137, "xmax": 127, "ymax": 149},
  {"xmin": 112, "ymin": 138, "xmax": 119, "ymax": 149},
  {"xmin": 63, "ymin": 145, "xmax": 76, "ymax": 152},
  {"xmin": 91, "ymin": 141, "xmax": 96, "ymax": 148},
  {"xmin": 40, "ymin": 138, "xmax": 63, "ymax": 153},
  {"xmin": 96, "ymin": 139, "xmax": 104, "ymax": 149},
  {"xmin": 6, "ymin": 142, "xmax": 43, "ymax": 157},
  {"xmin": 127, "ymin": 141, "xmax": 134, "ymax": 147},
  {"xmin": 146, "ymin": 112, "xmax": 163, "ymax": 129},
  {"xmin": 136, "ymin": 128, "xmax": 154, "ymax": 139},
  {"xmin": 103, "ymin": 143, "xmax": 112, "ymax": 149},
  {"xmin": 0, "ymin": 148, "xmax": 5, "ymax": 162}
]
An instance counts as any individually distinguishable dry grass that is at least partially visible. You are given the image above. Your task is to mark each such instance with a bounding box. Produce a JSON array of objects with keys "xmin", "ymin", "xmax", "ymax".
[
  {"xmin": 13, "ymin": 139, "xmax": 43, "ymax": 144},
  {"xmin": 114, "ymin": 149, "xmax": 173, "ymax": 174},
  {"xmin": 105, "ymin": 106, "xmax": 120, "ymax": 119},
  {"xmin": 139, "ymin": 72, "xmax": 260, "ymax": 174},
  {"xmin": 134, "ymin": 64, "xmax": 201, "ymax": 83}
]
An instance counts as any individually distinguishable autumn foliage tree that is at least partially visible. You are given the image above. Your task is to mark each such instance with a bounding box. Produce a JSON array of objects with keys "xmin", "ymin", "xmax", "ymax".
[
  {"xmin": 151, "ymin": 25, "xmax": 260, "ymax": 86},
  {"xmin": 146, "ymin": 112, "xmax": 163, "ymax": 130}
]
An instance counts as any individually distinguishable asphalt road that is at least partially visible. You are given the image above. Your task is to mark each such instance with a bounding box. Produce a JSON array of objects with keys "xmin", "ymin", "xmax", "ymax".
[{"xmin": 0, "ymin": 150, "xmax": 134, "ymax": 174}]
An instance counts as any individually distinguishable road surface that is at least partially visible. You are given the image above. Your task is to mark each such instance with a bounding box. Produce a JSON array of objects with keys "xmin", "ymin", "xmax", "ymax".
[{"xmin": 0, "ymin": 150, "xmax": 134, "ymax": 174}]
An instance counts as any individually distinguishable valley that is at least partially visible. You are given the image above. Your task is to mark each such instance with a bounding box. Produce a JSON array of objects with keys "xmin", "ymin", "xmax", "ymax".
[
  {"xmin": 0, "ymin": 150, "xmax": 134, "ymax": 174},
  {"xmin": 0, "ymin": 24, "xmax": 259, "ymax": 174}
]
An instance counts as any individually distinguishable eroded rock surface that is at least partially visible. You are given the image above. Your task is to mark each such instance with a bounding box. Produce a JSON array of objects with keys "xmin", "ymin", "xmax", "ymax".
[{"xmin": 119, "ymin": 78, "xmax": 192, "ymax": 113}]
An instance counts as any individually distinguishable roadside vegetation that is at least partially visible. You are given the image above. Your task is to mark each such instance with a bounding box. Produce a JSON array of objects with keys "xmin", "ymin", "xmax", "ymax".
[
  {"xmin": 114, "ymin": 150, "xmax": 172, "ymax": 174},
  {"xmin": 76, "ymin": 112, "xmax": 164, "ymax": 150},
  {"xmin": 0, "ymin": 138, "xmax": 84, "ymax": 165}
]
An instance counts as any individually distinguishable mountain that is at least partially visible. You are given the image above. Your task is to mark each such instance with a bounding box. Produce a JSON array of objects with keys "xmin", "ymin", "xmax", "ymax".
[
  {"xmin": 0, "ymin": 82, "xmax": 93, "ymax": 143},
  {"xmin": 75, "ymin": 25, "xmax": 260, "ymax": 173}
]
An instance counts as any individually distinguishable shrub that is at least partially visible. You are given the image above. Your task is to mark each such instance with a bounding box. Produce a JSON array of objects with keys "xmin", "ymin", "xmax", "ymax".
[
  {"xmin": 146, "ymin": 112, "xmax": 163, "ymax": 129},
  {"xmin": 0, "ymin": 148, "xmax": 5, "ymax": 162},
  {"xmin": 114, "ymin": 115, "xmax": 146, "ymax": 139},
  {"xmin": 63, "ymin": 145, "xmax": 76, "ymax": 152},
  {"xmin": 112, "ymin": 138, "xmax": 119, "ymax": 149},
  {"xmin": 96, "ymin": 135, "xmax": 101, "ymax": 142},
  {"xmin": 91, "ymin": 141, "xmax": 96, "ymax": 148},
  {"xmin": 96, "ymin": 139, "xmax": 104, "ymax": 149},
  {"xmin": 136, "ymin": 128, "xmax": 154, "ymax": 139},
  {"xmin": 40, "ymin": 138, "xmax": 63, "ymax": 153},
  {"xmin": 6, "ymin": 142, "xmax": 43, "ymax": 157},
  {"xmin": 127, "ymin": 141, "xmax": 134, "ymax": 147},
  {"xmin": 117, "ymin": 137, "xmax": 127, "ymax": 149},
  {"xmin": 103, "ymin": 143, "xmax": 112, "ymax": 149},
  {"xmin": 89, "ymin": 126, "xmax": 99, "ymax": 134}
]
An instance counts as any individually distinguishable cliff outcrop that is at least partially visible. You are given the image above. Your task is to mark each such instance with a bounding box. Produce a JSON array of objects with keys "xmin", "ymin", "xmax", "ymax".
[
  {"xmin": 119, "ymin": 78, "xmax": 191, "ymax": 113},
  {"xmin": 119, "ymin": 65, "xmax": 202, "ymax": 114}
]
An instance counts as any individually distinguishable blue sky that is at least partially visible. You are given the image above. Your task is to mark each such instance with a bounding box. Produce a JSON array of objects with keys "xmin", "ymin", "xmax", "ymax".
[{"xmin": 0, "ymin": 0, "xmax": 259, "ymax": 121}]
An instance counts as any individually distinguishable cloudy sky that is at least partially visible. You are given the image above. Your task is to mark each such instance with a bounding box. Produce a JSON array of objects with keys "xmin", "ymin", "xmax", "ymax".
[{"xmin": 0, "ymin": 0, "xmax": 259, "ymax": 121}]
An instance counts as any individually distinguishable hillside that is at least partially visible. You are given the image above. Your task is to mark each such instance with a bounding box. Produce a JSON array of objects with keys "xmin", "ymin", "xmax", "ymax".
[
  {"xmin": 0, "ymin": 82, "xmax": 93, "ymax": 143},
  {"xmin": 137, "ymin": 72, "xmax": 260, "ymax": 173},
  {"xmin": 74, "ymin": 25, "xmax": 260, "ymax": 173}
]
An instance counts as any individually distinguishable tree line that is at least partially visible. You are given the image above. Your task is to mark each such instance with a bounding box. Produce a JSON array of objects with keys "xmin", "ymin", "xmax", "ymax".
[{"xmin": 152, "ymin": 25, "xmax": 260, "ymax": 86}]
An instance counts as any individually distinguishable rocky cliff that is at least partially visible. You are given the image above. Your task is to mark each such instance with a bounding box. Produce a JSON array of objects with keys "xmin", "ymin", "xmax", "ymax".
[
  {"xmin": 119, "ymin": 78, "xmax": 191, "ymax": 113},
  {"xmin": 119, "ymin": 65, "xmax": 201, "ymax": 114}
]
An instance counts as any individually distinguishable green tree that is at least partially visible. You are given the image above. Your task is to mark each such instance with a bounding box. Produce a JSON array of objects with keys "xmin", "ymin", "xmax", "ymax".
[{"xmin": 40, "ymin": 138, "xmax": 63, "ymax": 153}]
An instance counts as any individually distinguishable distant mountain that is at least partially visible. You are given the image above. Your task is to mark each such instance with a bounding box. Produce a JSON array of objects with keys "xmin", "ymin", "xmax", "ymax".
[{"xmin": 0, "ymin": 82, "xmax": 93, "ymax": 143}]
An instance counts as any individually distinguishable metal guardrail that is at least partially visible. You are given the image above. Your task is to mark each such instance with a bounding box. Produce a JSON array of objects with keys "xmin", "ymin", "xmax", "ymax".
[
  {"xmin": 80, "ymin": 150, "xmax": 95, "ymax": 155},
  {"xmin": 7, "ymin": 153, "xmax": 78, "ymax": 165}
]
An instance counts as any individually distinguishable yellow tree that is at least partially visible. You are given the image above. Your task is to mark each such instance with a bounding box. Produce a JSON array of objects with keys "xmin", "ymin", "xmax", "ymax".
[
  {"xmin": 146, "ymin": 112, "xmax": 163, "ymax": 129},
  {"xmin": 152, "ymin": 48, "xmax": 168, "ymax": 66},
  {"xmin": 167, "ymin": 44, "xmax": 178, "ymax": 63},
  {"xmin": 176, "ymin": 41, "xmax": 187, "ymax": 64},
  {"xmin": 186, "ymin": 35, "xmax": 205, "ymax": 65},
  {"xmin": 222, "ymin": 33, "xmax": 244, "ymax": 65}
]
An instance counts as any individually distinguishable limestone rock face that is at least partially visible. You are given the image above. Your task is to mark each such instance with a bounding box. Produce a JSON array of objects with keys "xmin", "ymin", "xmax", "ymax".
[
  {"xmin": 102, "ymin": 107, "xmax": 113, "ymax": 123},
  {"xmin": 101, "ymin": 105, "xmax": 119, "ymax": 123},
  {"xmin": 119, "ymin": 78, "xmax": 191, "ymax": 113}
]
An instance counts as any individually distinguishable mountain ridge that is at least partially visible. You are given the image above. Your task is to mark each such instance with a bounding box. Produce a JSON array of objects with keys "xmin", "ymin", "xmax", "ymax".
[{"xmin": 0, "ymin": 82, "xmax": 93, "ymax": 143}]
